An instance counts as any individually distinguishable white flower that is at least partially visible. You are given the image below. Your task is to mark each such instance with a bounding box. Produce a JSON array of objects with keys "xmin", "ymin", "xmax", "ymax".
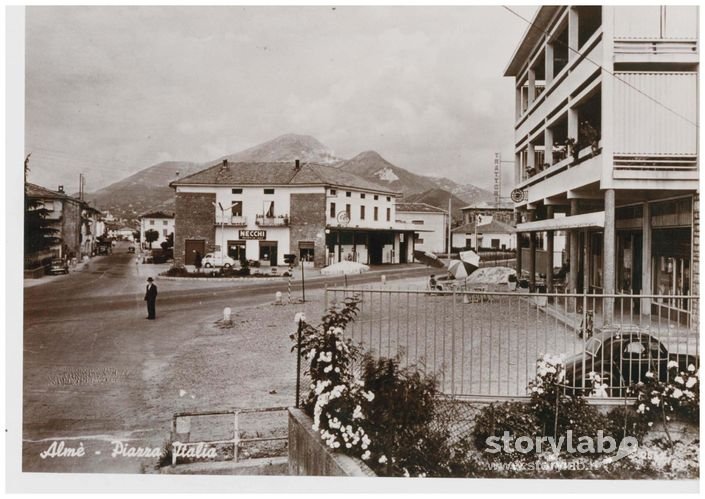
[
  {"xmin": 378, "ymin": 455, "xmax": 388, "ymax": 464},
  {"xmin": 294, "ymin": 312, "xmax": 306, "ymax": 324},
  {"xmin": 651, "ymin": 397, "xmax": 660, "ymax": 406},
  {"xmin": 647, "ymin": 421, "xmax": 653, "ymax": 427},
  {"xmin": 687, "ymin": 364, "xmax": 696, "ymax": 372},
  {"xmin": 637, "ymin": 403, "xmax": 646, "ymax": 414},
  {"xmin": 671, "ymin": 388, "xmax": 683, "ymax": 399},
  {"xmin": 674, "ymin": 376, "xmax": 685, "ymax": 385},
  {"xmin": 645, "ymin": 371, "xmax": 654, "ymax": 379},
  {"xmin": 686, "ymin": 377, "xmax": 697, "ymax": 388},
  {"xmin": 361, "ymin": 450, "xmax": 371, "ymax": 460},
  {"xmin": 667, "ymin": 360, "xmax": 679, "ymax": 369},
  {"xmin": 363, "ymin": 390, "xmax": 375, "ymax": 402},
  {"xmin": 324, "ymin": 365, "xmax": 333, "ymax": 373}
]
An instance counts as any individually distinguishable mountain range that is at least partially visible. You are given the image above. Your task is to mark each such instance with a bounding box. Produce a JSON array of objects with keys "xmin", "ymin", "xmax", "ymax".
[{"xmin": 84, "ymin": 134, "xmax": 492, "ymax": 223}]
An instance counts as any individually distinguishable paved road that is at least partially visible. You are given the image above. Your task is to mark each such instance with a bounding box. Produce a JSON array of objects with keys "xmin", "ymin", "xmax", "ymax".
[{"xmin": 22, "ymin": 243, "xmax": 430, "ymax": 473}]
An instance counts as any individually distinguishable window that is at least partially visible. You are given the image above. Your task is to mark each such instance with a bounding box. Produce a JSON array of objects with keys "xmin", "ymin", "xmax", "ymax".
[
  {"xmin": 346, "ymin": 192, "xmax": 351, "ymax": 197},
  {"xmin": 232, "ymin": 188, "xmax": 243, "ymax": 194},
  {"xmin": 299, "ymin": 241, "xmax": 315, "ymax": 262},
  {"xmin": 231, "ymin": 201, "xmax": 243, "ymax": 217},
  {"xmin": 386, "ymin": 208, "xmax": 391, "ymax": 222},
  {"xmin": 163, "ymin": 220, "xmax": 168, "ymax": 226},
  {"xmin": 374, "ymin": 207, "xmax": 379, "ymax": 221},
  {"xmin": 329, "ymin": 189, "xmax": 337, "ymax": 196},
  {"xmin": 416, "ymin": 238, "xmax": 424, "ymax": 244},
  {"xmin": 491, "ymin": 238, "xmax": 500, "ymax": 249},
  {"xmin": 412, "ymin": 220, "xmax": 424, "ymax": 225},
  {"xmin": 386, "ymin": 197, "xmax": 391, "ymax": 202},
  {"xmin": 43, "ymin": 201, "xmax": 55, "ymax": 211},
  {"xmin": 330, "ymin": 202, "xmax": 336, "ymax": 218},
  {"xmin": 163, "ymin": 229, "xmax": 168, "ymax": 237},
  {"xmin": 263, "ymin": 201, "xmax": 275, "ymax": 217},
  {"xmin": 360, "ymin": 206, "xmax": 365, "ymax": 220},
  {"xmin": 360, "ymin": 193, "xmax": 366, "ymax": 199},
  {"xmin": 150, "ymin": 220, "xmax": 155, "ymax": 225},
  {"xmin": 374, "ymin": 195, "xmax": 379, "ymax": 200},
  {"xmin": 227, "ymin": 240, "xmax": 246, "ymax": 261},
  {"xmin": 264, "ymin": 188, "xmax": 275, "ymax": 195},
  {"xmin": 346, "ymin": 204, "xmax": 351, "ymax": 217}
]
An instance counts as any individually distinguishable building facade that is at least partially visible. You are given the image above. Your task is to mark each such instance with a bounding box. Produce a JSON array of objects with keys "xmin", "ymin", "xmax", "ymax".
[
  {"xmin": 505, "ymin": 5, "xmax": 698, "ymax": 322},
  {"xmin": 451, "ymin": 218, "xmax": 516, "ymax": 251},
  {"xmin": 395, "ymin": 202, "xmax": 448, "ymax": 254},
  {"xmin": 460, "ymin": 201, "xmax": 515, "ymax": 226},
  {"xmin": 139, "ymin": 211, "xmax": 175, "ymax": 249},
  {"xmin": 170, "ymin": 160, "xmax": 415, "ymax": 268}
]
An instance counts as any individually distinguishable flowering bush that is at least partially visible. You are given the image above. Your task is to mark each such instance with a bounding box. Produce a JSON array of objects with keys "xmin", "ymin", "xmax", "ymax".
[
  {"xmin": 631, "ymin": 362, "xmax": 699, "ymax": 426},
  {"xmin": 292, "ymin": 297, "xmax": 375, "ymax": 458}
]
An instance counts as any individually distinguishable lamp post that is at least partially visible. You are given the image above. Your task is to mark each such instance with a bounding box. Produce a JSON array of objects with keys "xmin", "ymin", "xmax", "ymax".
[{"xmin": 212, "ymin": 201, "xmax": 240, "ymax": 265}]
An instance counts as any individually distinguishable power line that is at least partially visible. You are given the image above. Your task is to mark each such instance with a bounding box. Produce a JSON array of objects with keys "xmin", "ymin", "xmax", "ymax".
[{"xmin": 502, "ymin": 5, "xmax": 699, "ymax": 129}]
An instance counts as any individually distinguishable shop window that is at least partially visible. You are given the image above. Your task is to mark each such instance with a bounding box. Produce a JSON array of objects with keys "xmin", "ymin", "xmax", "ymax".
[
  {"xmin": 299, "ymin": 241, "xmax": 315, "ymax": 262},
  {"xmin": 227, "ymin": 240, "xmax": 246, "ymax": 261}
]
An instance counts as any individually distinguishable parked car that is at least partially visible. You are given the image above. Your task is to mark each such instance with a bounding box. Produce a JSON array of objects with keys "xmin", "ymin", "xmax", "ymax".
[
  {"xmin": 48, "ymin": 258, "xmax": 69, "ymax": 275},
  {"xmin": 127, "ymin": 246, "xmax": 135, "ymax": 253},
  {"xmin": 202, "ymin": 253, "xmax": 236, "ymax": 268},
  {"xmin": 563, "ymin": 328, "xmax": 698, "ymax": 397}
]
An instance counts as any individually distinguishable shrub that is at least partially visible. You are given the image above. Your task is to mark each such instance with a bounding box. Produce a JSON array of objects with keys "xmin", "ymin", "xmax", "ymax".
[
  {"xmin": 630, "ymin": 363, "xmax": 699, "ymax": 427},
  {"xmin": 164, "ymin": 266, "xmax": 189, "ymax": 277},
  {"xmin": 605, "ymin": 406, "xmax": 651, "ymax": 444},
  {"xmin": 471, "ymin": 402, "xmax": 542, "ymax": 462}
]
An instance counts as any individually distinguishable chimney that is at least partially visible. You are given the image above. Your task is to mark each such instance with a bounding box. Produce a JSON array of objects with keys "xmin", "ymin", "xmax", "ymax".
[
  {"xmin": 58, "ymin": 185, "xmax": 64, "ymax": 193},
  {"xmin": 295, "ymin": 159, "xmax": 300, "ymax": 170}
]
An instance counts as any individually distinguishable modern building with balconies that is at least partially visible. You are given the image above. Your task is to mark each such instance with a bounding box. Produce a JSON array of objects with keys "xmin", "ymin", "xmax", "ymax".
[
  {"xmin": 170, "ymin": 159, "xmax": 416, "ymax": 267},
  {"xmin": 505, "ymin": 5, "xmax": 698, "ymax": 323}
]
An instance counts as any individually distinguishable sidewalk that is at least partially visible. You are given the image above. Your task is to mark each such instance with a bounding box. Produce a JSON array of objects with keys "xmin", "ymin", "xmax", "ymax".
[{"xmin": 23, "ymin": 254, "xmax": 113, "ymax": 289}]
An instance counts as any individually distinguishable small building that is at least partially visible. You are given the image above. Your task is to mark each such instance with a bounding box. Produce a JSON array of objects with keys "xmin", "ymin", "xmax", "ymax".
[
  {"xmin": 451, "ymin": 218, "xmax": 516, "ymax": 251},
  {"xmin": 139, "ymin": 210, "xmax": 175, "ymax": 249},
  {"xmin": 25, "ymin": 183, "xmax": 85, "ymax": 260},
  {"xmin": 395, "ymin": 202, "xmax": 448, "ymax": 254},
  {"xmin": 115, "ymin": 227, "xmax": 136, "ymax": 241},
  {"xmin": 460, "ymin": 201, "xmax": 515, "ymax": 226},
  {"xmin": 170, "ymin": 160, "xmax": 416, "ymax": 268}
]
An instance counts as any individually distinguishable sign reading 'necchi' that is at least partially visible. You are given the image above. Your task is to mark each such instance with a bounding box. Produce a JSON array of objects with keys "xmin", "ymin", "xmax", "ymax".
[{"xmin": 238, "ymin": 230, "xmax": 267, "ymax": 240}]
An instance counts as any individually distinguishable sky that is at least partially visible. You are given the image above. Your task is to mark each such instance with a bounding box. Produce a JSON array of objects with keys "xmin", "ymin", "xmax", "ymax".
[{"xmin": 24, "ymin": 6, "xmax": 536, "ymax": 194}]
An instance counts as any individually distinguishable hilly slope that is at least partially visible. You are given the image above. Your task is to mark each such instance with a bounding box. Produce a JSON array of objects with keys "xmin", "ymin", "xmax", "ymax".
[
  {"xmin": 216, "ymin": 133, "xmax": 341, "ymax": 165},
  {"xmin": 334, "ymin": 151, "xmax": 438, "ymax": 195},
  {"xmin": 85, "ymin": 161, "xmax": 201, "ymax": 221},
  {"xmin": 402, "ymin": 188, "xmax": 467, "ymax": 223}
]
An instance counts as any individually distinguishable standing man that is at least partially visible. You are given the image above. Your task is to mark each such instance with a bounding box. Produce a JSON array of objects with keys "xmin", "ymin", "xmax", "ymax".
[
  {"xmin": 144, "ymin": 277, "xmax": 158, "ymax": 320},
  {"xmin": 194, "ymin": 250, "xmax": 203, "ymax": 273}
]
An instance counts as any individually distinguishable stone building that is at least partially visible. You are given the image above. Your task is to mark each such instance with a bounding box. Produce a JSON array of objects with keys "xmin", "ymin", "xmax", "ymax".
[{"xmin": 170, "ymin": 160, "xmax": 417, "ymax": 268}]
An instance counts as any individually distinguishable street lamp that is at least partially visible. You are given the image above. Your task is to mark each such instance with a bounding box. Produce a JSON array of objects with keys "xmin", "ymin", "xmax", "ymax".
[{"xmin": 212, "ymin": 201, "xmax": 240, "ymax": 264}]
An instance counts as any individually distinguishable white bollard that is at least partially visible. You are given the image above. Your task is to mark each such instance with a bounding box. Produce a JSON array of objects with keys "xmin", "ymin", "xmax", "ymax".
[
  {"xmin": 223, "ymin": 307, "xmax": 232, "ymax": 324},
  {"xmin": 275, "ymin": 291, "xmax": 283, "ymax": 305}
]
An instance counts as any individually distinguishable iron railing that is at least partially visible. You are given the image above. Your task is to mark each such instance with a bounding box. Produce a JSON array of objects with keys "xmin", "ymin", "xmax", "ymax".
[{"xmin": 322, "ymin": 287, "xmax": 699, "ymax": 400}]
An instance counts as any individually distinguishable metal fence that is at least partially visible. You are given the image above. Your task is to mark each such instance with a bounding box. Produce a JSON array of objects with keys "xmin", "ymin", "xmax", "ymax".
[{"xmin": 323, "ymin": 287, "xmax": 699, "ymax": 399}]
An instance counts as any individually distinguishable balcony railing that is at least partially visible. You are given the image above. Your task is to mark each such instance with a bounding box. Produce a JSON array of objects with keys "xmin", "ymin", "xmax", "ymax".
[
  {"xmin": 256, "ymin": 214, "xmax": 289, "ymax": 227},
  {"xmin": 215, "ymin": 215, "xmax": 247, "ymax": 227}
]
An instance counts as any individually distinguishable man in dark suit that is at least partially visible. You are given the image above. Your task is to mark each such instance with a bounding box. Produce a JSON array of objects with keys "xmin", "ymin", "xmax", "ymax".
[{"xmin": 144, "ymin": 277, "xmax": 158, "ymax": 319}]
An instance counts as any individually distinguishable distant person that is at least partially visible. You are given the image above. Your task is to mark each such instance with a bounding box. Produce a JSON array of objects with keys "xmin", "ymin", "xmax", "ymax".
[
  {"xmin": 144, "ymin": 277, "xmax": 158, "ymax": 320},
  {"xmin": 429, "ymin": 274, "xmax": 441, "ymax": 291},
  {"xmin": 194, "ymin": 250, "xmax": 202, "ymax": 273}
]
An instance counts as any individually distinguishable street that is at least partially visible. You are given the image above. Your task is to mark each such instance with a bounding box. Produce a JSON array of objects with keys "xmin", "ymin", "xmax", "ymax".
[{"xmin": 22, "ymin": 242, "xmax": 430, "ymax": 473}]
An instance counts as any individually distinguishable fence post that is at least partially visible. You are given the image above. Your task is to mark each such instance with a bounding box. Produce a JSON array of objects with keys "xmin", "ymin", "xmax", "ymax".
[
  {"xmin": 295, "ymin": 318, "xmax": 303, "ymax": 408},
  {"xmin": 581, "ymin": 291, "xmax": 588, "ymax": 391},
  {"xmin": 451, "ymin": 289, "xmax": 456, "ymax": 395}
]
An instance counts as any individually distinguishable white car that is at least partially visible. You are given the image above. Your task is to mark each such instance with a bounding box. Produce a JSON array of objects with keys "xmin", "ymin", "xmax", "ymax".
[{"xmin": 201, "ymin": 253, "xmax": 236, "ymax": 268}]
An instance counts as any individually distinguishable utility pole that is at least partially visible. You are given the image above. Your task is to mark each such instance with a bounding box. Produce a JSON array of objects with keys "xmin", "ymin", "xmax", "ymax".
[
  {"xmin": 301, "ymin": 257, "xmax": 306, "ymax": 303},
  {"xmin": 447, "ymin": 197, "xmax": 452, "ymax": 259}
]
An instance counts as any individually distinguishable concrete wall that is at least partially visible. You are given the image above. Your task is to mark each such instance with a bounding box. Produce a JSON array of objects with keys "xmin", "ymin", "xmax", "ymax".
[
  {"xmin": 325, "ymin": 188, "xmax": 397, "ymax": 230},
  {"xmin": 288, "ymin": 408, "xmax": 376, "ymax": 477},
  {"xmin": 174, "ymin": 192, "xmax": 216, "ymax": 267},
  {"xmin": 396, "ymin": 211, "xmax": 446, "ymax": 253},
  {"xmin": 289, "ymin": 193, "xmax": 327, "ymax": 268}
]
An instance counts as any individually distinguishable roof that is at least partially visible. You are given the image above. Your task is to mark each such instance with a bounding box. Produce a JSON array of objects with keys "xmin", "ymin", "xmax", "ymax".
[
  {"xmin": 504, "ymin": 6, "xmax": 561, "ymax": 77},
  {"xmin": 460, "ymin": 201, "xmax": 514, "ymax": 211},
  {"xmin": 170, "ymin": 160, "xmax": 400, "ymax": 196},
  {"xmin": 139, "ymin": 210, "xmax": 175, "ymax": 219},
  {"xmin": 25, "ymin": 183, "xmax": 80, "ymax": 202},
  {"xmin": 452, "ymin": 219, "xmax": 515, "ymax": 234},
  {"xmin": 396, "ymin": 202, "xmax": 448, "ymax": 214}
]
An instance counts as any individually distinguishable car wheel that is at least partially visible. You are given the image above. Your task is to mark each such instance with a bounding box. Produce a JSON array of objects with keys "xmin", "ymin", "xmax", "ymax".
[
  {"xmin": 223, "ymin": 263, "xmax": 232, "ymax": 269},
  {"xmin": 204, "ymin": 263, "xmax": 212, "ymax": 268}
]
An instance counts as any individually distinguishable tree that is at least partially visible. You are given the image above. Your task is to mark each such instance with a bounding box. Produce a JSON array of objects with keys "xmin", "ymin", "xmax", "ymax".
[
  {"xmin": 24, "ymin": 154, "xmax": 59, "ymax": 257},
  {"xmin": 160, "ymin": 232, "xmax": 174, "ymax": 251},
  {"xmin": 144, "ymin": 229, "xmax": 159, "ymax": 249}
]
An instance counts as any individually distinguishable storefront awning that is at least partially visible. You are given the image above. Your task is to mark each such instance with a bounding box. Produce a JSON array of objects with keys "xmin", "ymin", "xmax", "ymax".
[
  {"xmin": 326, "ymin": 224, "xmax": 434, "ymax": 233},
  {"xmin": 516, "ymin": 211, "xmax": 605, "ymax": 232}
]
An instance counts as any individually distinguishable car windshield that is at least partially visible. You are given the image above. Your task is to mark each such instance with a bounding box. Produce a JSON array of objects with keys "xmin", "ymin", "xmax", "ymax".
[{"xmin": 584, "ymin": 337, "xmax": 602, "ymax": 357}]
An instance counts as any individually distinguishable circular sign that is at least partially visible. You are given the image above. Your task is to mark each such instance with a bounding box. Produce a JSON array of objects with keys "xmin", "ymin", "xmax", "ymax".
[
  {"xmin": 510, "ymin": 188, "xmax": 525, "ymax": 203},
  {"xmin": 336, "ymin": 211, "xmax": 351, "ymax": 226}
]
